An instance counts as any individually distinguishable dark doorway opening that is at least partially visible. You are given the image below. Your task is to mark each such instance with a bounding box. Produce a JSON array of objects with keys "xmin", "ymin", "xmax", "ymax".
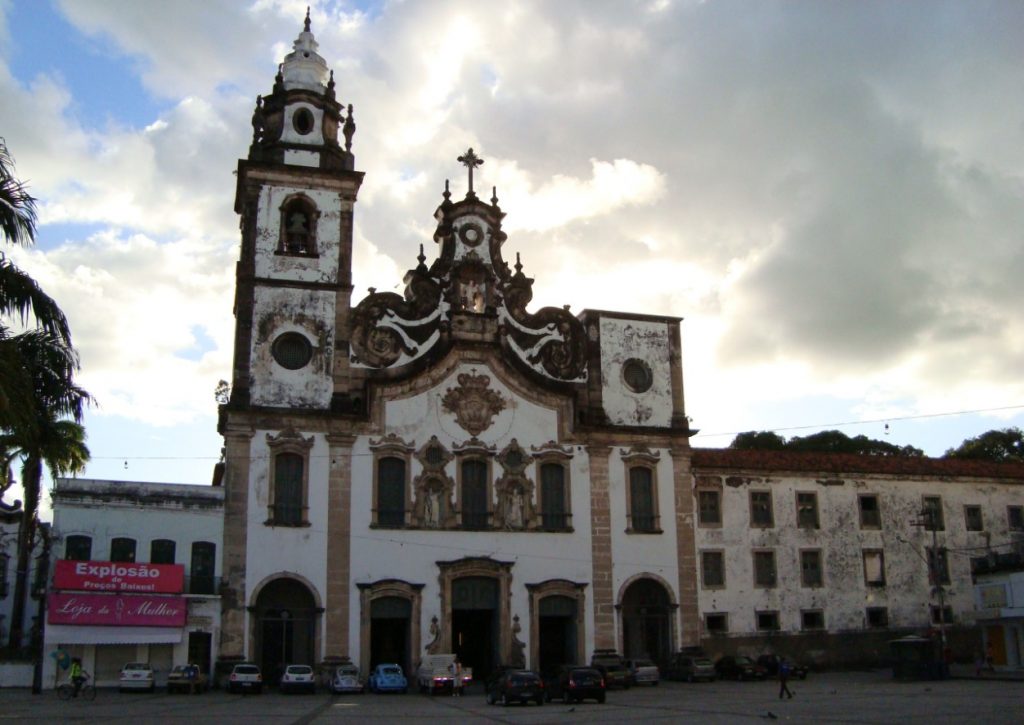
[
  {"xmin": 370, "ymin": 597, "xmax": 411, "ymax": 673},
  {"xmin": 621, "ymin": 578, "xmax": 672, "ymax": 670},
  {"xmin": 451, "ymin": 576, "xmax": 498, "ymax": 682},
  {"xmin": 255, "ymin": 578, "xmax": 316, "ymax": 684},
  {"xmin": 187, "ymin": 631, "xmax": 213, "ymax": 675},
  {"xmin": 538, "ymin": 595, "xmax": 577, "ymax": 669}
]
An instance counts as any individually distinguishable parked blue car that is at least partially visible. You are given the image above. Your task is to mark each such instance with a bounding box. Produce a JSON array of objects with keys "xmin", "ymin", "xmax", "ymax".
[{"xmin": 368, "ymin": 664, "xmax": 408, "ymax": 693}]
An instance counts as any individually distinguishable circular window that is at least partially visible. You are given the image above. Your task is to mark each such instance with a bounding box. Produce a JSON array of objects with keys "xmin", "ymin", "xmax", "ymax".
[
  {"xmin": 272, "ymin": 332, "xmax": 313, "ymax": 370},
  {"xmin": 622, "ymin": 358, "xmax": 653, "ymax": 393},
  {"xmin": 458, "ymin": 222, "xmax": 484, "ymax": 247},
  {"xmin": 293, "ymin": 107, "xmax": 315, "ymax": 136}
]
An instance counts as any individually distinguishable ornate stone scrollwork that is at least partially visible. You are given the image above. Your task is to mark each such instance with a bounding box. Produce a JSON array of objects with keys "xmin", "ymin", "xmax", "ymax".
[
  {"xmin": 500, "ymin": 266, "xmax": 588, "ymax": 381},
  {"xmin": 350, "ymin": 263, "xmax": 442, "ymax": 368},
  {"xmin": 441, "ymin": 372, "xmax": 506, "ymax": 436}
]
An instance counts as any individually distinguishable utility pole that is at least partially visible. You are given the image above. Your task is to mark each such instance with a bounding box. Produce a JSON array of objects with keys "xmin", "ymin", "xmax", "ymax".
[{"xmin": 912, "ymin": 507, "xmax": 947, "ymax": 651}]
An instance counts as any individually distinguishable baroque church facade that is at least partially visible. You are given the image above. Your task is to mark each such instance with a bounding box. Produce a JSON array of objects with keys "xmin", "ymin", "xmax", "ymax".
[
  {"xmin": 217, "ymin": 17, "xmax": 1024, "ymax": 679},
  {"xmin": 218, "ymin": 16, "xmax": 697, "ymax": 681}
]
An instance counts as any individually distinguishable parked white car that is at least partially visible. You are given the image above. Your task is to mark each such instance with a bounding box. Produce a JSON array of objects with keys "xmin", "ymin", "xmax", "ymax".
[
  {"xmin": 119, "ymin": 662, "xmax": 155, "ymax": 692},
  {"xmin": 624, "ymin": 658, "xmax": 660, "ymax": 686},
  {"xmin": 331, "ymin": 664, "xmax": 364, "ymax": 694},
  {"xmin": 280, "ymin": 664, "xmax": 316, "ymax": 694},
  {"xmin": 227, "ymin": 663, "xmax": 263, "ymax": 694}
]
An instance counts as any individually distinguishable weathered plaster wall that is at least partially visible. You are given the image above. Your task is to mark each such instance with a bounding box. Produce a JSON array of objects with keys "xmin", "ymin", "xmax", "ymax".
[
  {"xmin": 599, "ymin": 317, "xmax": 673, "ymax": 427},
  {"xmin": 695, "ymin": 471, "xmax": 1023, "ymax": 650},
  {"xmin": 249, "ymin": 286, "xmax": 335, "ymax": 407},
  {"xmin": 254, "ymin": 186, "xmax": 344, "ymax": 284}
]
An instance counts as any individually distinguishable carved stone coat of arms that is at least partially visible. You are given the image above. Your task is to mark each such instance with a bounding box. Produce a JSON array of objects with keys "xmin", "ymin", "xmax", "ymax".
[{"xmin": 441, "ymin": 373, "xmax": 506, "ymax": 436}]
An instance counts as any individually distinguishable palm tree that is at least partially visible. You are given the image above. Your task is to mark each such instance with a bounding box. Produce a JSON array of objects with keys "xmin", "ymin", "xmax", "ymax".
[
  {"xmin": 0, "ymin": 140, "xmax": 91, "ymax": 650},
  {"xmin": 1, "ymin": 330, "xmax": 91, "ymax": 649}
]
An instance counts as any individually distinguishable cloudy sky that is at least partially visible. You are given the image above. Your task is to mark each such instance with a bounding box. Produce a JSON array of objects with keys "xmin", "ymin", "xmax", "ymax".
[{"xmin": 2, "ymin": 0, "xmax": 1023, "ymax": 506}]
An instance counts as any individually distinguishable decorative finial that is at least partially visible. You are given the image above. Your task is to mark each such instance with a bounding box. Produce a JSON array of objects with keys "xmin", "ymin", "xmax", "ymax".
[
  {"xmin": 343, "ymin": 104, "xmax": 356, "ymax": 152},
  {"xmin": 491, "ymin": 185, "xmax": 498, "ymax": 206},
  {"xmin": 326, "ymin": 69, "xmax": 336, "ymax": 99},
  {"xmin": 304, "ymin": 6, "xmax": 311, "ymax": 32},
  {"xmin": 456, "ymin": 147, "xmax": 484, "ymax": 196},
  {"xmin": 443, "ymin": 179, "xmax": 451, "ymax": 203},
  {"xmin": 515, "ymin": 252, "xmax": 522, "ymax": 273},
  {"xmin": 417, "ymin": 244, "xmax": 427, "ymax": 269}
]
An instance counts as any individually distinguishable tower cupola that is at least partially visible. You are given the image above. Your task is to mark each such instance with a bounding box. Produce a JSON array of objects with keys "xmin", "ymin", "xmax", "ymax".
[{"xmin": 281, "ymin": 8, "xmax": 330, "ymax": 92}]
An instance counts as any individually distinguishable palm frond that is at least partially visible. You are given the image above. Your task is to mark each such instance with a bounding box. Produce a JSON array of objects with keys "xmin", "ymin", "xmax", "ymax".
[
  {"xmin": 0, "ymin": 255, "xmax": 72, "ymax": 343},
  {"xmin": 0, "ymin": 138, "xmax": 38, "ymax": 248}
]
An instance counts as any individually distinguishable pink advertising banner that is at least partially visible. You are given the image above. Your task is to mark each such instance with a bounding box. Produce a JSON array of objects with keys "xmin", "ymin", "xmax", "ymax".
[
  {"xmin": 54, "ymin": 559, "xmax": 184, "ymax": 594},
  {"xmin": 48, "ymin": 592, "xmax": 187, "ymax": 627}
]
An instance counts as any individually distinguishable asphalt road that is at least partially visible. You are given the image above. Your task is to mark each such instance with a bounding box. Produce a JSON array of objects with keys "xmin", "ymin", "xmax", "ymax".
[{"xmin": 1, "ymin": 671, "xmax": 1019, "ymax": 724}]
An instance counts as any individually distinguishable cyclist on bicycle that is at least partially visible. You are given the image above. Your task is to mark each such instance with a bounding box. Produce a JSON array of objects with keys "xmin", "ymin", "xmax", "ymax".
[{"xmin": 70, "ymin": 657, "xmax": 88, "ymax": 697}]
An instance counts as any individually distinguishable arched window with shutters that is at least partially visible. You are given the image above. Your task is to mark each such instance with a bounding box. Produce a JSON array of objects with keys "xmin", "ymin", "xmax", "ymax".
[
  {"xmin": 190, "ymin": 541, "xmax": 217, "ymax": 595},
  {"xmin": 266, "ymin": 429, "xmax": 313, "ymax": 527},
  {"xmin": 627, "ymin": 466, "xmax": 660, "ymax": 533},
  {"xmin": 460, "ymin": 459, "xmax": 490, "ymax": 530},
  {"xmin": 110, "ymin": 537, "xmax": 137, "ymax": 562},
  {"xmin": 65, "ymin": 534, "xmax": 92, "ymax": 561},
  {"xmin": 539, "ymin": 462, "xmax": 571, "ymax": 531},
  {"xmin": 150, "ymin": 539, "xmax": 176, "ymax": 564}
]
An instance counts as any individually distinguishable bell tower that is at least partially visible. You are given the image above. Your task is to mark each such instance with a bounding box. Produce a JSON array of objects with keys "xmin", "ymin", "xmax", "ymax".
[{"xmin": 228, "ymin": 8, "xmax": 363, "ymax": 411}]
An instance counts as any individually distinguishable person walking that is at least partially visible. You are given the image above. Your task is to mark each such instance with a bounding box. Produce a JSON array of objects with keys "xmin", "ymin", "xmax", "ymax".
[
  {"xmin": 778, "ymin": 658, "xmax": 793, "ymax": 700},
  {"xmin": 450, "ymin": 657, "xmax": 463, "ymax": 697}
]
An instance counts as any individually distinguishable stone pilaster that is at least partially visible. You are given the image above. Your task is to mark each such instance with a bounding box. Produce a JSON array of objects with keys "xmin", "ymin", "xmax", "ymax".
[
  {"xmin": 670, "ymin": 446, "xmax": 700, "ymax": 647},
  {"xmin": 325, "ymin": 434, "xmax": 356, "ymax": 656},
  {"xmin": 587, "ymin": 444, "xmax": 615, "ymax": 650},
  {"xmin": 220, "ymin": 427, "xmax": 254, "ymax": 658}
]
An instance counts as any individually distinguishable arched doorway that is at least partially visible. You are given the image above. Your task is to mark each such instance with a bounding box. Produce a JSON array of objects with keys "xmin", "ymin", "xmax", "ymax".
[
  {"xmin": 254, "ymin": 578, "xmax": 317, "ymax": 683},
  {"xmin": 620, "ymin": 577, "xmax": 674, "ymax": 669},
  {"xmin": 370, "ymin": 596, "xmax": 411, "ymax": 673}
]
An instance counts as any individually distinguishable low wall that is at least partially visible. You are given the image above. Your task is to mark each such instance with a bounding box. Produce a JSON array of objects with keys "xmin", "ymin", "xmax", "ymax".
[{"xmin": 0, "ymin": 662, "xmax": 34, "ymax": 688}]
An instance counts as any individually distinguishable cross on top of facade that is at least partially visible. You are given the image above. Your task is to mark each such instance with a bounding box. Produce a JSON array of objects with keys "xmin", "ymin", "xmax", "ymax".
[{"xmin": 457, "ymin": 148, "xmax": 484, "ymax": 195}]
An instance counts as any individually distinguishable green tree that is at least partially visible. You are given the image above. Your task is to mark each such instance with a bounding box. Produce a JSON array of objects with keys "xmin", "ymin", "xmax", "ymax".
[
  {"xmin": 729, "ymin": 430, "xmax": 787, "ymax": 450},
  {"xmin": 729, "ymin": 429, "xmax": 923, "ymax": 457},
  {"xmin": 1, "ymin": 330, "xmax": 91, "ymax": 649},
  {"xmin": 944, "ymin": 427, "xmax": 1024, "ymax": 462},
  {"xmin": 0, "ymin": 139, "xmax": 91, "ymax": 650}
]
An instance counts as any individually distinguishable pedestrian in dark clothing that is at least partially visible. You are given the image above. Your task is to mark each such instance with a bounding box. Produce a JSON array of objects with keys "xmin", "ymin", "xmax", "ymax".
[{"xmin": 778, "ymin": 659, "xmax": 793, "ymax": 699}]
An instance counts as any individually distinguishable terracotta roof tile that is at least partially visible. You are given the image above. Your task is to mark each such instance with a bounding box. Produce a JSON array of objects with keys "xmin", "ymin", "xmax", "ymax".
[{"xmin": 690, "ymin": 447, "xmax": 1024, "ymax": 482}]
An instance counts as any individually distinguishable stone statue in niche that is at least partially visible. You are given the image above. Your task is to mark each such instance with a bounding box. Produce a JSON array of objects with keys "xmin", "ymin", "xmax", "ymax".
[
  {"xmin": 423, "ymin": 487, "xmax": 442, "ymax": 528},
  {"xmin": 509, "ymin": 614, "xmax": 526, "ymax": 668},
  {"xmin": 506, "ymin": 487, "xmax": 524, "ymax": 529}
]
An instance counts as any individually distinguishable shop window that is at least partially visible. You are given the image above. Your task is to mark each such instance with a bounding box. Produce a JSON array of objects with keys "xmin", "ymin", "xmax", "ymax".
[
  {"xmin": 701, "ymin": 550, "xmax": 725, "ymax": 588},
  {"xmin": 801, "ymin": 610, "xmax": 825, "ymax": 631},
  {"xmin": 698, "ymin": 489, "xmax": 721, "ymax": 526},
  {"xmin": 460, "ymin": 459, "xmax": 489, "ymax": 530},
  {"xmin": 376, "ymin": 456, "xmax": 407, "ymax": 528},
  {"xmin": 65, "ymin": 534, "xmax": 92, "ymax": 561},
  {"xmin": 753, "ymin": 550, "xmax": 777, "ymax": 588},
  {"xmin": 704, "ymin": 613, "xmax": 728, "ymax": 634},
  {"xmin": 863, "ymin": 549, "xmax": 886, "ymax": 586},
  {"xmin": 110, "ymin": 537, "xmax": 137, "ymax": 563},
  {"xmin": 796, "ymin": 492, "xmax": 819, "ymax": 529},
  {"xmin": 964, "ymin": 505, "xmax": 984, "ymax": 532},
  {"xmin": 150, "ymin": 539, "xmax": 176, "ymax": 564},
  {"xmin": 800, "ymin": 549, "xmax": 823, "ymax": 587},
  {"xmin": 540, "ymin": 462, "xmax": 571, "ymax": 530},
  {"xmin": 756, "ymin": 610, "xmax": 780, "ymax": 631},
  {"xmin": 750, "ymin": 490, "xmax": 773, "ymax": 527},
  {"xmin": 628, "ymin": 466, "xmax": 659, "ymax": 533},
  {"xmin": 859, "ymin": 494, "xmax": 881, "ymax": 529}
]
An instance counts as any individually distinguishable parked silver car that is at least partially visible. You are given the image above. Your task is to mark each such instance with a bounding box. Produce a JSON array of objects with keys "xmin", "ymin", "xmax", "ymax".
[{"xmin": 624, "ymin": 659, "xmax": 660, "ymax": 686}]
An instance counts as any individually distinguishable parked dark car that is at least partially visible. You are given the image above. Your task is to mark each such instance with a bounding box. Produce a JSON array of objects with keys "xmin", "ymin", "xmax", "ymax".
[
  {"xmin": 666, "ymin": 654, "xmax": 716, "ymax": 682},
  {"xmin": 486, "ymin": 669, "xmax": 544, "ymax": 706},
  {"xmin": 593, "ymin": 662, "xmax": 631, "ymax": 689},
  {"xmin": 544, "ymin": 666, "xmax": 606, "ymax": 704},
  {"xmin": 714, "ymin": 655, "xmax": 767, "ymax": 681},
  {"xmin": 756, "ymin": 654, "xmax": 809, "ymax": 680}
]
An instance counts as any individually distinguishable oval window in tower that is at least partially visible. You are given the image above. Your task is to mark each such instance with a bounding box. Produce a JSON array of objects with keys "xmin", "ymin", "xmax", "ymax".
[
  {"xmin": 293, "ymin": 107, "xmax": 315, "ymax": 136},
  {"xmin": 272, "ymin": 332, "xmax": 313, "ymax": 370},
  {"xmin": 622, "ymin": 358, "xmax": 653, "ymax": 393}
]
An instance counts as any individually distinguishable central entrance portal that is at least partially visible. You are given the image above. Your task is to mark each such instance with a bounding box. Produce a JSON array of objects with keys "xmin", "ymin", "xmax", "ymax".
[
  {"xmin": 451, "ymin": 576, "xmax": 498, "ymax": 682},
  {"xmin": 370, "ymin": 596, "xmax": 411, "ymax": 673},
  {"xmin": 538, "ymin": 595, "xmax": 578, "ymax": 670},
  {"xmin": 620, "ymin": 578, "xmax": 673, "ymax": 670},
  {"xmin": 254, "ymin": 578, "xmax": 316, "ymax": 684}
]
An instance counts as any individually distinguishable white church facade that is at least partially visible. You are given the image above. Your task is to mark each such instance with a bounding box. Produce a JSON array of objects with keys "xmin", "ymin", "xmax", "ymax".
[{"xmin": 214, "ymin": 15, "xmax": 1024, "ymax": 681}]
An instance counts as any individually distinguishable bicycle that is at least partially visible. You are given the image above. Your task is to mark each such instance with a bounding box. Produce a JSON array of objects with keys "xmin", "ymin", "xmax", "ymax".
[{"xmin": 57, "ymin": 677, "xmax": 97, "ymax": 701}]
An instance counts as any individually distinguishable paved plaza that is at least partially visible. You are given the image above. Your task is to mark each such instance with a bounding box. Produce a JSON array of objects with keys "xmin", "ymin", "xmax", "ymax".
[{"xmin": 0, "ymin": 671, "xmax": 1020, "ymax": 724}]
